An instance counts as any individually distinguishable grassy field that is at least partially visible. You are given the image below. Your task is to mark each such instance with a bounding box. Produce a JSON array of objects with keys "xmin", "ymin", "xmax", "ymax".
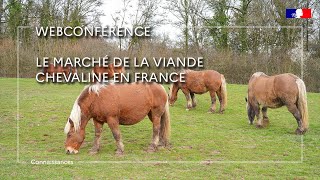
[{"xmin": 1, "ymin": 78, "xmax": 320, "ymax": 179}]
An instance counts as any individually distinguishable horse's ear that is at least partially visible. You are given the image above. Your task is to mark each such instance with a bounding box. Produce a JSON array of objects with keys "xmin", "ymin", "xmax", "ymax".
[
  {"xmin": 68, "ymin": 118, "xmax": 74, "ymax": 127},
  {"xmin": 107, "ymin": 64, "xmax": 115, "ymax": 78},
  {"xmin": 245, "ymin": 97, "xmax": 248, "ymax": 102},
  {"xmin": 109, "ymin": 63, "xmax": 115, "ymax": 69}
]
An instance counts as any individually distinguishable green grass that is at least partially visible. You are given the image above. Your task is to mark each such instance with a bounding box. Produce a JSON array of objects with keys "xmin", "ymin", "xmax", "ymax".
[{"xmin": 1, "ymin": 78, "xmax": 320, "ymax": 179}]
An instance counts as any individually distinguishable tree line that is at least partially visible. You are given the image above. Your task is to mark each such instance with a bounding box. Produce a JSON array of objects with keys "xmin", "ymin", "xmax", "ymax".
[{"xmin": 0, "ymin": 0, "xmax": 319, "ymax": 92}]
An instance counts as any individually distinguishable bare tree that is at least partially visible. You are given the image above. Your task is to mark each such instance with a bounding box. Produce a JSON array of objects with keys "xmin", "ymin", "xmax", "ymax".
[
  {"xmin": 188, "ymin": 0, "xmax": 208, "ymax": 55},
  {"xmin": 111, "ymin": 0, "xmax": 132, "ymax": 51},
  {"xmin": 0, "ymin": 0, "xmax": 4, "ymax": 35},
  {"xmin": 165, "ymin": 0, "xmax": 191, "ymax": 56},
  {"xmin": 111, "ymin": 0, "xmax": 163, "ymax": 54}
]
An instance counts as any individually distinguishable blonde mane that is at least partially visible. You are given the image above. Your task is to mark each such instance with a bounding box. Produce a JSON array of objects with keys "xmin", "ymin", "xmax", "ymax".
[
  {"xmin": 252, "ymin": 72, "xmax": 266, "ymax": 78},
  {"xmin": 64, "ymin": 83, "xmax": 112, "ymax": 134},
  {"xmin": 88, "ymin": 83, "xmax": 106, "ymax": 94},
  {"xmin": 169, "ymin": 84, "xmax": 174, "ymax": 98},
  {"xmin": 64, "ymin": 94, "xmax": 82, "ymax": 134}
]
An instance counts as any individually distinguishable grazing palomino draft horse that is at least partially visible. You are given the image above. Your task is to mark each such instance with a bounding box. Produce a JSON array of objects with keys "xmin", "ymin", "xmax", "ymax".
[
  {"xmin": 41, "ymin": 63, "xmax": 77, "ymax": 80},
  {"xmin": 92, "ymin": 63, "xmax": 126, "ymax": 82},
  {"xmin": 64, "ymin": 82, "xmax": 170, "ymax": 155},
  {"xmin": 168, "ymin": 69, "xmax": 227, "ymax": 113},
  {"xmin": 246, "ymin": 72, "xmax": 308, "ymax": 134}
]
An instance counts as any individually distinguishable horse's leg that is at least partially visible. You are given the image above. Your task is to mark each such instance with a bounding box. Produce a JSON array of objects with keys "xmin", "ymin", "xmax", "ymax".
[
  {"xmin": 181, "ymin": 89, "xmax": 192, "ymax": 110},
  {"xmin": 216, "ymin": 91, "xmax": 224, "ymax": 114},
  {"xmin": 255, "ymin": 106, "xmax": 264, "ymax": 128},
  {"xmin": 190, "ymin": 92, "xmax": 197, "ymax": 108},
  {"xmin": 261, "ymin": 107, "xmax": 269, "ymax": 127},
  {"xmin": 286, "ymin": 104, "xmax": 304, "ymax": 134},
  {"xmin": 89, "ymin": 119, "xmax": 104, "ymax": 155},
  {"xmin": 107, "ymin": 117, "xmax": 124, "ymax": 155},
  {"xmin": 147, "ymin": 115, "xmax": 161, "ymax": 152},
  {"xmin": 208, "ymin": 90, "xmax": 216, "ymax": 113}
]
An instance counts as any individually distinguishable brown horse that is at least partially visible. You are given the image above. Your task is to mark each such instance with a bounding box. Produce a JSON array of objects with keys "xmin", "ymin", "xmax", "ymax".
[
  {"xmin": 168, "ymin": 69, "xmax": 227, "ymax": 113},
  {"xmin": 41, "ymin": 63, "xmax": 77, "ymax": 81},
  {"xmin": 246, "ymin": 72, "xmax": 308, "ymax": 134},
  {"xmin": 64, "ymin": 82, "xmax": 170, "ymax": 155},
  {"xmin": 92, "ymin": 63, "xmax": 125, "ymax": 82}
]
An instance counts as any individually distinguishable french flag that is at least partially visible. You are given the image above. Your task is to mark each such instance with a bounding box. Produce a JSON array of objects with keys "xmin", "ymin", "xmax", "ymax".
[{"xmin": 286, "ymin": 8, "xmax": 312, "ymax": 18}]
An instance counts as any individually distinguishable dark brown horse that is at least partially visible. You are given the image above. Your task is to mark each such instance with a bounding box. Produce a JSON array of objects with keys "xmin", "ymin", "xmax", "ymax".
[
  {"xmin": 41, "ymin": 63, "xmax": 77, "ymax": 81},
  {"xmin": 92, "ymin": 63, "xmax": 125, "ymax": 82},
  {"xmin": 64, "ymin": 82, "xmax": 170, "ymax": 155},
  {"xmin": 168, "ymin": 69, "xmax": 227, "ymax": 113},
  {"xmin": 246, "ymin": 72, "xmax": 308, "ymax": 134}
]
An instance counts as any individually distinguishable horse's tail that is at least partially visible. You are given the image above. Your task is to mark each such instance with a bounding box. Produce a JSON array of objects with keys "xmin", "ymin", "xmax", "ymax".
[
  {"xmin": 220, "ymin": 74, "xmax": 227, "ymax": 110},
  {"xmin": 159, "ymin": 99, "xmax": 171, "ymax": 146},
  {"xmin": 296, "ymin": 78, "xmax": 309, "ymax": 132}
]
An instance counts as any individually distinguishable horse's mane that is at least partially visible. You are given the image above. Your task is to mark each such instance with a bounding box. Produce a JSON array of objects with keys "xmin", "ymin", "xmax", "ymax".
[
  {"xmin": 64, "ymin": 95, "xmax": 82, "ymax": 134},
  {"xmin": 179, "ymin": 69, "xmax": 191, "ymax": 74},
  {"xmin": 64, "ymin": 83, "xmax": 111, "ymax": 134},
  {"xmin": 252, "ymin": 72, "xmax": 267, "ymax": 78},
  {"xmin": 168, "ymin": 84, "xmax": 174, "ymax": 98},
  {"xmin": 88, "ymin": 83, "xmax": 107, "ymax": 94}
]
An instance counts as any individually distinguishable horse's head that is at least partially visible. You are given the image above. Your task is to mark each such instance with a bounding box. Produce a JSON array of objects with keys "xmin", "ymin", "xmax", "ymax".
[
  {"xmin": 245, "ymin": 97, "xmax": 255, "ymax": 124},
  {"xmin": 64, "ymin": 118, "xmax": 84, "ymax": 154},
  {"xmin": 168, "ymin": 84, "xmax": 178, "ymax": 106}
]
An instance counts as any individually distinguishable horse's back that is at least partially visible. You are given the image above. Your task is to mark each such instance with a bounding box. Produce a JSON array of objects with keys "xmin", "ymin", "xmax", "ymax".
[
  {"xmin": 249, "ymin": 73, "xmax": 299, "ymax": 107},
  {"xmin": 185, "ymin": 70, "xmax": 222, "ymax": 93},
  {"xmin": 98, "ymin": 83, "xmax": 164, "ymax": 107},
  {"xmin": 89, "ymin": 83, "xmax": 167, "ymax": 124},
  {"xmin": 203, "ymin": 70, "xmax": 223, "ymax": 91},
  {"xmin": 273, "ymin": 73, "xmax": 299, "ymax": 103},
  {"xmin": 249, "ymin": 75, "xmax": 276, "ymax": 105}
]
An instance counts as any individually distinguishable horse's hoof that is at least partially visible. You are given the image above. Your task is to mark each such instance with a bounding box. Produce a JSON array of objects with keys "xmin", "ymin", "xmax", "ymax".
[
  {"xmin": 115, "ymin": 150, "xmax": 124, "ymax": 156},
  {"xmin": 262, "ymin": 120, "xmax": 270, "ymax": 127},
  {"xmin": 89, "ymin": 149, "xmax": 99, "ymax": 155},
  {"xmin": 256, "ymin": 124, "xmax": 263, "ymax": 128},
  {"xmin": 147, "ymin": 145, "xmax": 157, "ymax": 153},
  {"xmin": 186, "ymin": 108, "xmax": 190, "ymax": 111},
  {"xmin": 207, "ymin": 109, "xmax": 215, "ymax": 113},
  {"xmin": 158, "ymin": 140, "xmax": 170, "ymax": 148},
  {"xmin": 147, "ymin": 149, "xmax": 156, "ymax": 153},
  {"xmin": 219, "ymin": 111, "xmax": 224, "ymax": 114},
  {"xmin": 295, "ymin": 129, "xmax": 305, "ymax": 135}
]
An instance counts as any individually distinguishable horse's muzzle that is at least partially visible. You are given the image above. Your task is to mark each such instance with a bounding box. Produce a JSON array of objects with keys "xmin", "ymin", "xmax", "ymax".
[
  {"xmin": 66, "ymin": 150, "xmax": 71, "ymax": 154},
  {"xmin": 65, "ymin": 147, "xmax": 79, "ymax": 154}
]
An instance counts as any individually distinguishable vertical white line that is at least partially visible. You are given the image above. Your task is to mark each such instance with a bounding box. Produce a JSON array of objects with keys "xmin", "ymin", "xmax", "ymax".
[
  {"xmin": 300, "ymin": 26, "xmax": 304, "ymax": 163},
  {"xmin": 301, "ymin": 26, "xmax": 304, "ymax": 80},
  {"xmin": 16, "ymin": 27, "xmax": 20, "ymax": 163}
]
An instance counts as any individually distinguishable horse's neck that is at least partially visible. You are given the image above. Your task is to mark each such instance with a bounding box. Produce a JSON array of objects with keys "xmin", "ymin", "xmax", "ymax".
[
  {"xmin": 173, "ymin": 86, "xmax": 180, "ymax": 96},
  {"xmin": 79, "ymin": 118, "xmax": 90, "ymax": 133}
]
